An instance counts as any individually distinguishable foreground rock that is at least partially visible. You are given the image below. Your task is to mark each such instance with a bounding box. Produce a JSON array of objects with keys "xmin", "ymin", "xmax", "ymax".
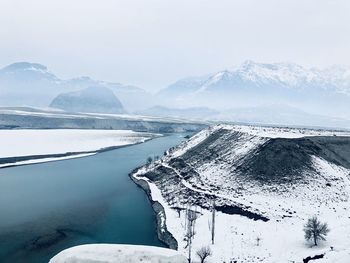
[{"xmin": 49, "ymin": 244, "xmax": 188, "ymax": 263}]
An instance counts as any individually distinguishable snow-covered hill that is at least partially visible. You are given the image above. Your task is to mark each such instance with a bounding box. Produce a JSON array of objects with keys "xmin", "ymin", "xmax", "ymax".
[
  {"xmin": 131, "ymin": 125, "xmax": 350, "ymax": 262},
  {"xmin": 157, "ymin": 61, "xmax": 350, "ymax": 119}
]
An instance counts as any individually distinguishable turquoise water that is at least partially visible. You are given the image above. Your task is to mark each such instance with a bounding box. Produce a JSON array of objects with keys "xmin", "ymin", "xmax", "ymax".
[{"xmin": 0, "ymin": 133, "xmax": 187, "ymax": 263}]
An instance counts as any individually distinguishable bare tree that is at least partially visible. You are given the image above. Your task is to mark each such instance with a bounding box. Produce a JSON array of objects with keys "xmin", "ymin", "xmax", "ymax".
[
  {"xmin": 188, "ymin": 210, "xmax": 198, "ymax": 231},
  {"xmin": 304, "ymin": 216, "xmax": 330, "ymax": 246},
  {"xmin": 185, "ymin": 208, "xmax": 198, "ymax": 263},
  {"xmin": 185, "ymin": 229, "xmax": 196, "ymax": 245},
  {"xmin": 196, "ymin": 246, "xmax": 212, "ymax": 263},
  {"xmin": 256, "ymin": 236, "xmax": 261, "ymax": 246},
  {"xmin": 211, "ymin": 200, "xmax": 216, "ymax": 244},
  {"xmin": 146, "ymin": 156, "xmax": 152, "ymax": 165}
]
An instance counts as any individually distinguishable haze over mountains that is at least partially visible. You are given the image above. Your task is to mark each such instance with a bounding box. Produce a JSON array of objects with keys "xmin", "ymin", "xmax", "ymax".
[
  {"xmin": 158, "ymin": 61, "xmax": 350, "ymax": 119},
  {"xmin": 0, "ymin": 62, "xmax": 153, "ymax": 111},
  {"xmin": 1, "ymin": 61, "xmax": 350, "ymax": 129}
]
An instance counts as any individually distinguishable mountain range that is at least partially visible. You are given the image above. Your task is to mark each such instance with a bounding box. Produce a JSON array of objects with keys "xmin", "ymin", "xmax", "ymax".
[
  {"xmin": 0, "ymin": 62, "xmax": 153, "ymax": 111},
  {"xmin": 157, "ymin": 61, "xmax": 350, "ymax": 120},
  {"xmin": 1, "ymin": 61, "xmax": 350, "ymax": 128}
]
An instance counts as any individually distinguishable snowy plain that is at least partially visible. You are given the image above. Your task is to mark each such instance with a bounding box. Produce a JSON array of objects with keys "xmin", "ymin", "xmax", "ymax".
[{"xmin": 0, "ymin": 129, "xmax": 158, "ymax": 167}]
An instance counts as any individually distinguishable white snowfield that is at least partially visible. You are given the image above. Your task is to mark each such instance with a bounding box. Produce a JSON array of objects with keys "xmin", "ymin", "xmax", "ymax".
[
  {"xmin": 49, "ymin": 244, "xmax": 188, "ymax": 263},
  {"xmin": 220, "ymin": 124, "xmax": 350, "ymax": 138},
  {"xmin": 0, "ymin": 129, "xmax": 158, "ymax": 167},
  {"xmin": 132, "ymin": 125, "xmax": 350, "ymax": 263}
]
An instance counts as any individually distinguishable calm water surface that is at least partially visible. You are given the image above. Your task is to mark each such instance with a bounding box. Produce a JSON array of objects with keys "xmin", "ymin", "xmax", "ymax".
[{"xmin": 0, "ymin": 133, "xmax": 188, "ymax": 263}]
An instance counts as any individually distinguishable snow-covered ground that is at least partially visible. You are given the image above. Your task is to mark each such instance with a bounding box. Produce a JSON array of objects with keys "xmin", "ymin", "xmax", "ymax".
[
  {"xmin": 0, "ymin": 129, "xmax": 158, "ymax": 167},
  {"xmin": 49, "ymin": 244, "xmax": 187, "ymax": 263},
  {"xmin": 132, "ymin": 124, "xmax": 350, "ymax": 263},
  {"xmin": 219, "ymin": 124, "xmax": 350, "ymax": 138}
]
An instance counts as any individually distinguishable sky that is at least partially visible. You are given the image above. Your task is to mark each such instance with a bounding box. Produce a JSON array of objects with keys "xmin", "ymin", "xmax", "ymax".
[{"xmin": 1, "ymin": 0, "xmax": 350, "ymax": 91}]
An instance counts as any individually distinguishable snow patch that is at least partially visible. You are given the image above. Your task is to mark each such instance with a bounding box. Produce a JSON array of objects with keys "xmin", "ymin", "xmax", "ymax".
[{"xmin": 49, "ymin": 244, "xmax": 187, "ymax": 263}]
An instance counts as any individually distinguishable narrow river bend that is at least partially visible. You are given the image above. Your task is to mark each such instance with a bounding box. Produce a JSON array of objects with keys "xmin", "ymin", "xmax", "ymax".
[{"xmin": 0, "ymin": 133, "xmax": 188, "ymax": 263}]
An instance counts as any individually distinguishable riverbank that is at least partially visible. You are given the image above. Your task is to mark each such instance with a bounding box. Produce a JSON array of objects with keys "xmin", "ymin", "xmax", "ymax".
[{"xmin": 129, "ymin": 168, "xmax": 178, "ymax": 250}]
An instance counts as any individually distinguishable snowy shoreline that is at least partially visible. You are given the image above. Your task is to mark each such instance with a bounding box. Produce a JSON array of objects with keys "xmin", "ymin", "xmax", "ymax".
[
  {"xmin": 129, "ymin": 168, "xmax": 178, "ymax": 250},
  {"xmin": 0, "ymin": 152, "xmax": 96, "ymax": 168},
  {"xmin": 0, "ymin": 129, "xmax": 159, "ymax": 168}
]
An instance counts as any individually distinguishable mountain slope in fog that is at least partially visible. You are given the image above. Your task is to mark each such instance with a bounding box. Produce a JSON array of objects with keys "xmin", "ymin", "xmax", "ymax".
[
  {"xmin": 50, "ymin": 86, "xmax": 125, "ymax": 114},
  {"xmin": 0, "ymin": 62, "xmax": 152, "ymax": 111},
  {"xmin": 157, "ymin": 61, "xmax": 350, "ymax": 119}
]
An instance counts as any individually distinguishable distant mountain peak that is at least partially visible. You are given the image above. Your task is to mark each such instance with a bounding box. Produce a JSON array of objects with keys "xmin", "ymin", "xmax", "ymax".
[
  {"xmin": 233, "ymin": 60, "xmax": 316, "ymax": 85},
  {"xmin": 157, "ymin": 60, "xmax": 350, "ymax": 120},
  {"xmin": 0, "ymin": 61, "xmax": 59, "ymax": 82},
  {"xmin": 209, "ymin": 70, "xmax": 233, "ymax": 82},
  {"xmin": 2, "ymin": 62, "xmax": 48, "ymax": 72},
  {"xmin": 50, "ymin": 86, "xmax": 125, "ymax": 114}
]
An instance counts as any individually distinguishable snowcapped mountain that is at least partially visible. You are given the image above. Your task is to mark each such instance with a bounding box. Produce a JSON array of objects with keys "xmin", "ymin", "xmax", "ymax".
[
  {"xmin": 227, "ymin": 61, "xmax": 323, "ymax": 89},
  {"xmin": 0, "ymin": 62, "xmax": 153, "ymax": 111},
  {"xmin": 157, "ymin": 61, "xmax": 350, "ymax": 119},
  {"xmin": 50, "ymin": 86, "xmax": 125, "ymax": 114},
  {"xmin": 2, "ymin": 61, "xmax": 350, "ymax": 126},
  {"xmin": 131, "ymin": 124, "xmax": 350, "ymax": 262}
]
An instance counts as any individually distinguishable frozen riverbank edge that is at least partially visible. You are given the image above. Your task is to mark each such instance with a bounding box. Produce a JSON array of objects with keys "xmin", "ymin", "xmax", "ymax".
[
  {"xmin": 129, "ymin": 168, "xmax": 178, "ymax": 250},
  {"xmin": 0, "ymin": 133, "xmax": 160, "ymax": 169}
]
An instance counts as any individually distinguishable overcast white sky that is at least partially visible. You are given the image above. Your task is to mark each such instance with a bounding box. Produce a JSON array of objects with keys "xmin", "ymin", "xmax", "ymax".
[{"xmin": 1, "ymin": 0, "xmax": 350, "ymax": 91}]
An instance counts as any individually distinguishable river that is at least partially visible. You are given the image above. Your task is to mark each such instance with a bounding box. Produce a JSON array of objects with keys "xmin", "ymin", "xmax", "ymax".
[{"xmin": 0, "ymin": 133, "xmax": 188, "ymax": 263}]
